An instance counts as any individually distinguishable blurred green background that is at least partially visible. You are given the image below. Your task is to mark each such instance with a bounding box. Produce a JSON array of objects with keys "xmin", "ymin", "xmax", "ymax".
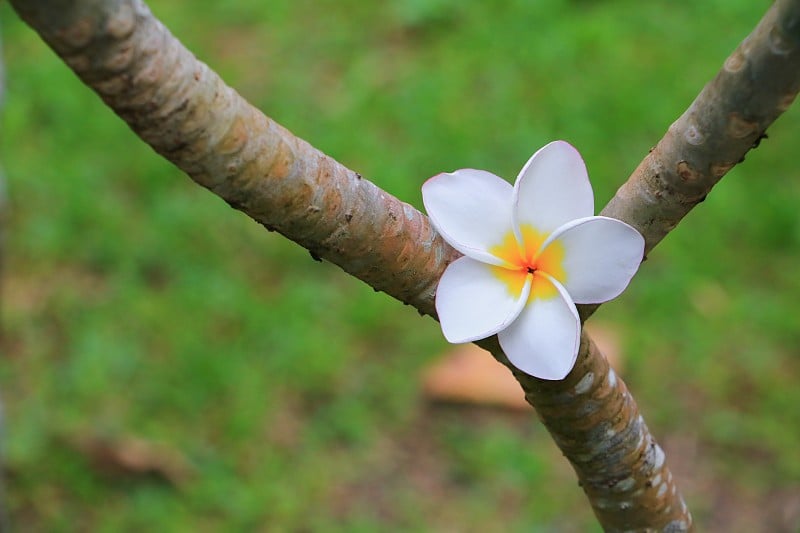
[{"xmin": 3, "ymin": 0, "xmax": 800, "ymax": 530}]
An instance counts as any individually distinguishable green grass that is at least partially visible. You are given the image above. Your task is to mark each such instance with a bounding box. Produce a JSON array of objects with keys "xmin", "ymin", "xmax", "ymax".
[{"xmin": 3, "ymin": 0, "xmax": 800, "ymax": 530}]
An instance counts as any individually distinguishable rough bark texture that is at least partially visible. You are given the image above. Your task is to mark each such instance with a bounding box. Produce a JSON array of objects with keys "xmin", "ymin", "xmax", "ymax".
[
  {"xmin": 477, "ymin": 334, "xmax": 690, "ymax": 531},
  {"xmin": 9, "ymin": 0, "xmax": 800, "ymax": 530},
  {"xmin": 10, "ymin": 0, "xmax": 455, "ymax": 317},
  {"xmin": 580, "ymin": 0, "xmax": 800, "ymax": 325},
  {"xmin": 602, "ymin": 0, "xmax": 800, "ymax": 258}
]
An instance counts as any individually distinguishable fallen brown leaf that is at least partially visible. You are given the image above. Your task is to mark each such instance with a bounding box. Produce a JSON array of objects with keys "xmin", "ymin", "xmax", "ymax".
[
  {"xmin": 68, "ymin": 432, "xmax": 195, "ymax": 487},
  {"xmin": 421, "ymin": 344, "xmax": 530, "ymax": 410},
  {"xmin": 421, "ymin": 322, "xmax": 624, "ymax": 409}
]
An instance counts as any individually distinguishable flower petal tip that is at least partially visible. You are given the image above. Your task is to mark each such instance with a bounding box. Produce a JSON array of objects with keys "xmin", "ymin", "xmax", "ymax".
[
  {"xmin": 435, "ymin": 256, "xmax": 529, "ymax": 344},
  {"xmin": 514, "ymin": 141, "xmax": 594, "ymax": 234},
  {"xmin": 505, "ymin": 343, "xmax": 579, "ymax": 381},
  {"xmin": 544, "ymin": 139, "xmax": 581, "ymax": 155},
  {"xmin": 497, "ymin": 276, "xmax": 580, "ymax": 381}
]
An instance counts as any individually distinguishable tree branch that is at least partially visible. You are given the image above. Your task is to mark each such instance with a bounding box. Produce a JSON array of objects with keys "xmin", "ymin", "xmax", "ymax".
[
  {"xmin": 603, "ymin": 0, "xmax": 800, "ymax": 257},
  {"xmin": 478, "ymin": 332, "xmax": 689, "ymax": 530},
  {"xmin": 11, "ymin": 0, "xmax": 456, "ymax": 316},
  {"xmin": 580, "ymin": 0, "xmax": 800, "ymax": 323},
  {"xmin": 9, "ymin": 0, "xmax": 800, "ymax": 529}
]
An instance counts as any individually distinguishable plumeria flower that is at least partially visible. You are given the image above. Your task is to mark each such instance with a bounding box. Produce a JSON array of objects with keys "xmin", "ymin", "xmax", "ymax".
[{"xmin": 422, "ymin": 141, "xmax": 644, "ymax": 380}]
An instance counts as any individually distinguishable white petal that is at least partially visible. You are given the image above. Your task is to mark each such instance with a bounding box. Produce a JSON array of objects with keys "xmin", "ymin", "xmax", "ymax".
[
  {"xmin": 498, "ymin": 274, "xmax": 580, "ymax": 380},
  {"xmin": 435, "ymin": 256, "xmax": 531, "ymax": 343},
  {"xmin": 513, "ymin": 141, "xmax": 594, "ymax": 235},
  {"xmin": 423, "ymin": 169, "xmax": 514, "ymax": 266},
  {"xmin": 543, "ymin": 216, "xmax": 644, "ymax": 304}
]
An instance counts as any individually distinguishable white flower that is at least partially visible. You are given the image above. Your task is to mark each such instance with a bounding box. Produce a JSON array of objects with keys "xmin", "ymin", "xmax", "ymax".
[{"xmin": 422, "ymin": 141, "xmax": 644, "ymax": 380}]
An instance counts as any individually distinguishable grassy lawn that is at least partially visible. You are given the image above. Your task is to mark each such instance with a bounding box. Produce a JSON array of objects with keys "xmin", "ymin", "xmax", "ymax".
[{"xmin": 3, "ymin": 0, "xmax": 799, "ymax": 530}]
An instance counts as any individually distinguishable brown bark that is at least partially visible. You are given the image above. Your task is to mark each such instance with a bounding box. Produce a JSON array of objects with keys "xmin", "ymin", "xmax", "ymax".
[
  {"xmin": 476, "ymin": 334, "xmax": 690, "ymax": 530},
  {"xmin": 580, "ymin": 0, "xmax": 800, "ymax": 325},
  {"xmin": 602, "ymin": 0, "xmax": 800, "ymax": 258},
  {"xmin": 10, "ymin": 0, "xmax": 454, "ymax": 317},
  {"xmin": 9, "ymin": 0, "xmax": 800, "ymax": 530}
]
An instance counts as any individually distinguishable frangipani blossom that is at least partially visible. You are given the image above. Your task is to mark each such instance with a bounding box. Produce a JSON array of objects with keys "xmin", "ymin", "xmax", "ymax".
[{"xmin": 422, "ymin": 141, "xmax": 644, "ymax": 380}]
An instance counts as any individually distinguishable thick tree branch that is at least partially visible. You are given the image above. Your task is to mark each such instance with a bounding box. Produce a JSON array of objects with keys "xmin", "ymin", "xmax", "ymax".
[
  {"xmin": 478, "ymin": 332, "xmax": 688, "ymax": 531},
  {"xmin": 11, "ymin": 0, "xmax": 455, "ymax": 317},
  {"xmin": 9, "ymin": 0, "xmax": 800, "ymax": 530}
]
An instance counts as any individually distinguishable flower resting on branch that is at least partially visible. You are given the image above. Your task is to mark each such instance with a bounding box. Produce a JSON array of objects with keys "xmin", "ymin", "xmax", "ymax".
[{"xmin": 423, "ymin": 141, "xmax": 644, "ymax": 380}]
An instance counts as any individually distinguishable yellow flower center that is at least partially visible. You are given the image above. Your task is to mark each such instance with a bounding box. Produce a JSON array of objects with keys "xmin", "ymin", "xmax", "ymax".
[{"xmin": 488, "ymin": 224, "xmax": 566, "ymax": 301}]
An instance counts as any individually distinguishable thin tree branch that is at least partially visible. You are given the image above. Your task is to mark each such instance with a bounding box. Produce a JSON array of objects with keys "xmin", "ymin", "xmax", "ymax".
[
  {"xmin": 8, "ymin": 0, "xmax": 800, "ymax": 530},
  {"xmin": 604, "ymin": 0, "xmax": 800, "ymax": 257},
  {"xmin": 581, "ymin": 0, "xmax": 800, "ymax": 323}
]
